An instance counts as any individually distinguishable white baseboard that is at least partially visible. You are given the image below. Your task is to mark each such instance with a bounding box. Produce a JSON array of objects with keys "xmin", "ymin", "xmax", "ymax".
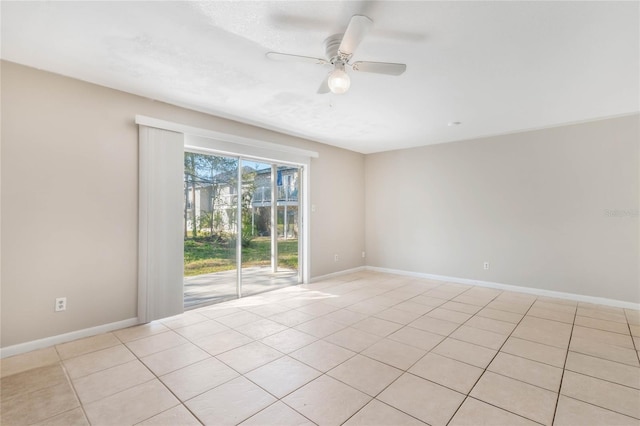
[
  {"xmin": 1, "ymin": 317, "xmax": 140, "ymax": 359},
  {"xmin": 366, "ymin": 266, "xmax": 640, "ymax": 311},
  {"xmin": 310, "ymin": 266, "xmax": 366, "ymax": 283}
]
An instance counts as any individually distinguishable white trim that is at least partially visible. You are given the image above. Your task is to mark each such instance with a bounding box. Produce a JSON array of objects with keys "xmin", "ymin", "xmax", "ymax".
[
  {"xmin": 0, "ymin": 318, "xmax": 139, "ymax": 359},
  {"xmin": 185, "ymin": 134, "xmax": 312, "ymax": 168},
  {"xmin": 135, "ymin": 115, "xmax": 319, "ymax": 159},
  {"xmin": 236, "ymin": 160, "xmax": 243, "ymax": 298},
  {"xmin": 366, "ymin": 266, "xmax": 640, "ymax": 310},
  {"xmin": 183, "ymin": 135, "xmax": 312, "ymax": 287},
  {"xmin": 310, "ymin": 266, "xmax": 367, "ymax": 283},
  {"xmin": 301, "ymin": 164, "xmax": 311, "ymax": 284}
]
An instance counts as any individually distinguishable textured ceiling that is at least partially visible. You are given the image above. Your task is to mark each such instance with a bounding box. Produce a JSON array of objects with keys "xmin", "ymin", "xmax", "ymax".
[{"xmin": 2, "ymin": 1, "xmax": 638, "ymax": 154}]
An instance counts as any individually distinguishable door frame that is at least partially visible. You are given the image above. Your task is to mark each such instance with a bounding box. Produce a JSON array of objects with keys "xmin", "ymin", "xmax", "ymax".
[
  {"xmin": 184, "ymin": 146, "xmax": 310, "ymax": 289},
  {"xmin": 184, "ymin": 136, "xmax": 312, "ymax": 286}
]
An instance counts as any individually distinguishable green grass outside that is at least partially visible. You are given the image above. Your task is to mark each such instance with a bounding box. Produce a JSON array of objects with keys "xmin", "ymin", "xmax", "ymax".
[{"xmin": 184, "ymin": 236, "xmax": 298, "ymax": 276}]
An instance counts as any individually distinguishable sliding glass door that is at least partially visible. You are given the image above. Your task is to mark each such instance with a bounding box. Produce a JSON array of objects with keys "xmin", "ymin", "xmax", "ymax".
[{"xmin": 183, "ymin": 151, "xmax": 301, "ymax": 308}]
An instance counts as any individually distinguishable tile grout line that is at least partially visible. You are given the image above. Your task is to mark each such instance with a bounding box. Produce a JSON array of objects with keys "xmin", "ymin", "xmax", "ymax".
[
  {"xmin": 261, "ymin": 276, "xmax": 404, "ymax": 424},
  {"xmin": 53, "ymin": 343, "xmax": 93, "ymax": 424},
  {"xmin": 627, "ymin": 312, "xmax": 640, "ymax": 365},
  {"xmin": 514, "ymin": 339, "xmax": 637, "ymax": 369},
  {"xmin": 179, "ymin": 299, "xmax": 322, "ymax": 424},
  {"xmin": 52, "ymin": 354, "xmax": 92, "ymax": 425},
  {"xmin": 181, "ymin": 291, "xmax": 367, "ymax": 425},
  {"xmin": 282, "ymin": 279, "xmax": 470, "ymax": 425},
  {"xmin": 557, "ymin": 395, "xmax": 640, "ymax": 422},
  {"xmin": 334, "ymin": 282, "xmax": 463, "ymax": 425},
  {"xmin": 386, "ymin": 287, "xmax": 568, "ymax": 424},
  {"xmin": 344, "ymin": 398, "xmax": 429, "ymax": 426},
  {"xmin": 444, "ymin": 289, "xmax": 540, "ymax": 426},
  {"xmin": 240, "ymin": 282, "xmax": 534, "ymax": 424},
  {"xmin": 460, "ymin": 397, "xmax": 547, "ymax": 426},
  {"xmin": 549, "ymin": 302, "xmax": 578, "ymax": 425},
  {"xmin": 322, "ymin": 284, "xmax": 523, "ymax": 425},
  {"xmin": 66, "ymin": 313, "xmax": 274, "ymax": 425},
  {"xmin": 88, "ymin": 338, "xmax": 198, "ymax": 425},
  {"xmin": 116, "ymin": 315, "xmax": 289, "ymax": 425}
]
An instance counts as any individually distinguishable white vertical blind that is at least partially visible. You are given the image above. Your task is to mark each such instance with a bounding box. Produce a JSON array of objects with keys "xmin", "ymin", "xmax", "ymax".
[{"xmin": 138, "ymin": 126, "xmax": 185, "ymax": 322}]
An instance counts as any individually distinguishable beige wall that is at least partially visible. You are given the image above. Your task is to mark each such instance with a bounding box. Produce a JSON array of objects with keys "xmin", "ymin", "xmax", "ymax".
[
  {"xmin": 366, "ymin": 115, "xmax": 639, "ymax": 303},
  {"xmin": 1, "ymin": 61, "xmax": 365, "ymax": 347}
]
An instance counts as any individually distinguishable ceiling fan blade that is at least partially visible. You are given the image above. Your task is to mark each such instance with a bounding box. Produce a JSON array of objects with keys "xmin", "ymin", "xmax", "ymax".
[
  {"xmin": 266, "ymin": 52, "xmax": 328, "ymax": 65},
  {"xmin": 351, "ymin": 61, "xmax": 407, "ymax": 76},
  {"xmin": 338, "ymin": 15, "xmax": 373, "ymax": 57},
  {"xmin": 317, "ymin": 74, "xmax": 330, "ymax": 94}
]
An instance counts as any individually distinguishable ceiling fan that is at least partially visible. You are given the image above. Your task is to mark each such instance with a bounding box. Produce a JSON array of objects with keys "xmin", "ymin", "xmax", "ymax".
[{"xmin": 266, "ymin": 15, "xmax": 407, "ymax": 95}]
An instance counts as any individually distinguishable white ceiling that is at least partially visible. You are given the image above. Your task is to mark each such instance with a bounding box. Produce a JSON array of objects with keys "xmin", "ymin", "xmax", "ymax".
[{"xmin": 2, "ymin": 1, "xmax": 638, "ymax": 154}]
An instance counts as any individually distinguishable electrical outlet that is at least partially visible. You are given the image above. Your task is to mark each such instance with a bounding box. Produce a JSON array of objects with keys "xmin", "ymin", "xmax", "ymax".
[
  {"xmin": 334, "ymin": 254, "xmax": 339, "ymax": 262},
  {"xmin": 362, "ymin": 251, "xmax": 366, "ymax": 258},
  {"xmin": 55, "ymin": 297, "xmax": 67, "ymax": 312},
  {"xmin": 483, "ymin": 262, "xmax": 490, "ymax": 270}
]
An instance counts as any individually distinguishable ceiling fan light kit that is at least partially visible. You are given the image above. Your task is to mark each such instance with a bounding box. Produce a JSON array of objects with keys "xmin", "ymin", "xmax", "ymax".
[
  {"xmin": 266, "ymin": 14, "xmax": 406, "ymax": 95},
  {"xmin": 327, "ymin": 62, "xmax": 350, "ymax": 94}
]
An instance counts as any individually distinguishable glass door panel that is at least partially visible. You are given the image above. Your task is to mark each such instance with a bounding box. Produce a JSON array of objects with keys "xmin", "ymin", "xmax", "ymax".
[
  {"xmin": 240, "ymin": 160, "xmax": 275, "ymax": 296},
  {"xmin": 183, "ymin": 152, "xmax": 238, "ymax": 308},
  {"xmin": 276, "ymin": 165, "xmax": 300, "ymax": 282}
]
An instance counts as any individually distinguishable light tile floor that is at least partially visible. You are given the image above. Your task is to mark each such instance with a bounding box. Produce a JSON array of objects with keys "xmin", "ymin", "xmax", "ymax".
[{"xmin": 2, "ymin": 271, "xmax": 640, "ymax": 425}]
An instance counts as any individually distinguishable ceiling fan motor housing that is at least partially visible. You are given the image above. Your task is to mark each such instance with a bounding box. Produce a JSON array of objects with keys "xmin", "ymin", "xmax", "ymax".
[{"xmin": 324, "ymin": 34, "xmax": 349, "ymax": 64}]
